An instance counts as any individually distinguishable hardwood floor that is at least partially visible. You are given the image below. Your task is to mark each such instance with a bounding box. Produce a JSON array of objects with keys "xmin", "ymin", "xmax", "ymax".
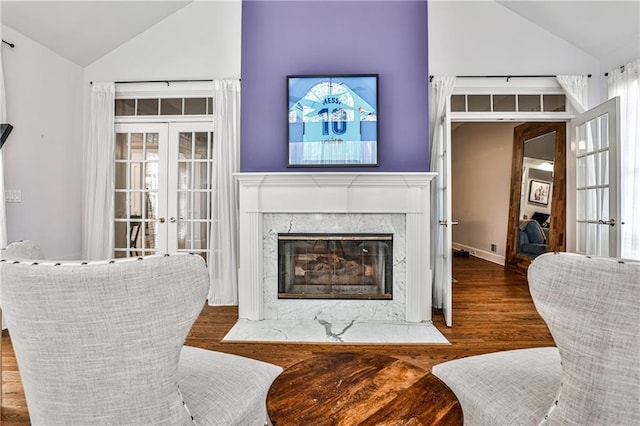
[{"xmin": 0, "ymin": 256, "xmax": 554, "ymax": 424}]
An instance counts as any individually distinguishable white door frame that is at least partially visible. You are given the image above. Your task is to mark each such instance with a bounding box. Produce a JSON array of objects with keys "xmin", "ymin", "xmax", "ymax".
[{"xmin": 446, "ymin": 78, "xmax": 574, "ymax": 265}]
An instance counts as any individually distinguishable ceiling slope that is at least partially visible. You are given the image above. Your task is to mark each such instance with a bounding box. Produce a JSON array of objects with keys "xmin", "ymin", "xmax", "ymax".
[{"xmin": 1, "ymin": 1, "xmax": 193, "ymax": 66}]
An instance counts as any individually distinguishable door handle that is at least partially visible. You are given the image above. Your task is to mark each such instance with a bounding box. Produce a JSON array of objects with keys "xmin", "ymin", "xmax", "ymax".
[
  {"xmin": 169, "ymin": 217, "xmax": 176, "ymax": 223},
  {"xmin": 597, "ymin": 218, "xmax": 616, "ymax": 227},
  {"xmin": 159, "ymin": 217, "xmax": 166, "ymax": 224},
  {"xmin": 439, "ymin": 220, "xmax": 459, "ymax": 227}
]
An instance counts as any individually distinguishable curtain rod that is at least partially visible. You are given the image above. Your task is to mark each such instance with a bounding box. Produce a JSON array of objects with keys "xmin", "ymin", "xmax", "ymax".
[
  {"xmin": 90, "ymin": 79, "xmax": 216, "ymax": 86},
  {"xmin": 429, "ymin": 74, "xmax": 591, "ymax": 82},
  {"xmin": 604, "ymin": 65, "xmax": 625, "ymax": 77},
  {"xmin": 2, "ymin": 40, "xmax": 15, "ymax": 48}
]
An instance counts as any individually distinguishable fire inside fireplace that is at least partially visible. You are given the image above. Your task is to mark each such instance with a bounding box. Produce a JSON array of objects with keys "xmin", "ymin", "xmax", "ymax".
[{"xmin": 278, "ymin": 233, "xmax": 393, "ymax": 299}]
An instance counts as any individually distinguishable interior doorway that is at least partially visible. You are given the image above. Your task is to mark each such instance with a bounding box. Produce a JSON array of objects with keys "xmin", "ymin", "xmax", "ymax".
[{"xmin": 451, "ymin": 121, "xmax": 523, "ymax": 266}]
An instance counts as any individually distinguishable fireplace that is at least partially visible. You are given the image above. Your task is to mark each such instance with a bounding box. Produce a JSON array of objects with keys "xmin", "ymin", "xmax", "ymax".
[
  {"xmin": 278, "ymin": 233, "xmax": 393, "ymax": 299},
  {"xmin": 235, "ymin": 172, "xmax": 436, "ymax": 322}
]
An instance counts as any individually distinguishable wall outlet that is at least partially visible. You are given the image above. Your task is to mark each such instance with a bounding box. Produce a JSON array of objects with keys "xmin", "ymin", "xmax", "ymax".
[
  {"xmin": 491, "ymin": 243, "xmax": 497, "ymax": 252},
  {"xmin": 5, "ymin": 189, "xmax": 21, "ymax": 203}
]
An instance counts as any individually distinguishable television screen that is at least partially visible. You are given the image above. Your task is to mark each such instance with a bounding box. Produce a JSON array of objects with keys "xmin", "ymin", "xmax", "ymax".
[{"xmin": 287, "ymin": 74, "xmax": 379, "ymax": 167}]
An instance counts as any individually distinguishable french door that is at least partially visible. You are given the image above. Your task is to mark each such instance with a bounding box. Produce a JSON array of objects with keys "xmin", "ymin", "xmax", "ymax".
[
  {"xmin": 114, "ymin": 122, "xmax": 214, "ymax": 261},
  {"xmin": 571, "ymin": 97, "xmax": 621, "ymax": 257}
]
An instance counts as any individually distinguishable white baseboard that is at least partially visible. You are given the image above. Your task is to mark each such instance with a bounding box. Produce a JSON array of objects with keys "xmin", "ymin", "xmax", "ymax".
[{"xmin": 452, "ymin": 242, "xmax": 505, "ymax": 266}]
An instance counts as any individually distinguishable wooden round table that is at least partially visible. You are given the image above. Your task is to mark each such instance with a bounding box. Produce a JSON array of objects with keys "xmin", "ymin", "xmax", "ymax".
[{"xmin": 266, "ymin": 352, "xmax": 463, "ymax": 425}]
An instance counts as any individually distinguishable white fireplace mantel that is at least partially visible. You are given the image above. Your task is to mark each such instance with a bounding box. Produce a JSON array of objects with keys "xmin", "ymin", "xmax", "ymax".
[{"xmin": 235, "ymin": 172, "xmax": 437, "ymax": 322}]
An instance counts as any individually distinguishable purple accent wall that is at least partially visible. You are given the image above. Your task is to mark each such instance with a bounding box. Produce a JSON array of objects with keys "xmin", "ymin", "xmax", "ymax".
[{"xmin": 241, "ymin": 0, "xmax": 429, "ymax": 172}]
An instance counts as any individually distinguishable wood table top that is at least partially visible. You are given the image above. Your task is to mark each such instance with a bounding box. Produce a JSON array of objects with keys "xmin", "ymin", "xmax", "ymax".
[{"xmin": 266, "ymin": 352, "xmax": 463, "ymax": 426}]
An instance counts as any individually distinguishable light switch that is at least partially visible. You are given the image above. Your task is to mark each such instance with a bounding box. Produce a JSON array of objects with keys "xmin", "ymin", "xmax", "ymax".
[{"xmin": 4, "ymin": 189, "xmax": 21, "ymax": 203}]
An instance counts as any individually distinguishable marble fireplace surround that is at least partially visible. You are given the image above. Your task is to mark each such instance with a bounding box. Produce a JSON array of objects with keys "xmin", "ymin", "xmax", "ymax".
[{"xmin": 235, "ymin": 172, "xmax": 436, "ymax": 323}]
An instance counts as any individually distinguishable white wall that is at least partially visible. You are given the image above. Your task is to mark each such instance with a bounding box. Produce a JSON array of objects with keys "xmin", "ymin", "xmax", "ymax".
[
  {"xmin": 428, "ymin": 0, "xmax": 605, "ymax": 106},
  {"xmin": 2, "ymin": 1, "xmax": 241, "ymax": 259},
  {"xmin": 84, "ymin": 2, "xmax": 241, "ymax": 83},
  {"xmin": 2, "ymin": 25, "xmax": 84, "ymax": 259}
]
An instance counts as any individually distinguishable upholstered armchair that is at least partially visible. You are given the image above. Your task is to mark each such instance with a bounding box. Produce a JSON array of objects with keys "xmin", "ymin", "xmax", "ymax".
[
  {"xmin": 0, "ymin": 239, "xmax": 45, "ymax": 261},
  {"xmin": 432, "ymin": 252, "xmax": 640, "ymax": 425},
  {"xmin": 1, "ymin": 252, "xmax": 283, "ymax": 425}
]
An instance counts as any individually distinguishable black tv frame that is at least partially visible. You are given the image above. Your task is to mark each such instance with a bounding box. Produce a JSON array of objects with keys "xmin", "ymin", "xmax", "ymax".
[{"xmin": 0, "ymin": 123, "xmax": 13, "ymax": 149}]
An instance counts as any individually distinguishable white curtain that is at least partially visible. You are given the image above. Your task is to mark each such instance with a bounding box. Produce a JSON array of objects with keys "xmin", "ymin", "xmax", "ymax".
[
  {"xmin": 608, "ymin": 59, "xmax": 640, "ymax": 261},
  {"xmin": 82, "ymin": 82, "xmax": 115, "ymax": 260},
  {"xmin": 0, "ymin": 41, "xmax": 7, "ymax": 248},
  {"xmin": 556, "ymin": 75, "xmax": 589, "ymax": 114},
  {"xmin": 209, "ymin": 80, "xmax": 241, "ymax": 305},
  {"xmin": 429, "ymin": 76, "xmax": 456, "ymax": 309}
]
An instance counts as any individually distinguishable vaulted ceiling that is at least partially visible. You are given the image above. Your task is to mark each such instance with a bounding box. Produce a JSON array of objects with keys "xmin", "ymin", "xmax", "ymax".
[{"xmin": 1, "ymin": 1, "xmax": 638, "ymax": 68}]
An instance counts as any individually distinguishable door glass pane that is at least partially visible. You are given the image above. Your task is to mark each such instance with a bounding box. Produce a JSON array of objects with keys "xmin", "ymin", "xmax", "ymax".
[
  {"xmin": 193, "ymin": 192, "xmax": 208, "ymax": 220},
  {"xmin": 586, "ymin": 119, "xmax": 598, "ymax": 151},
  {"xmin": 451, "ymin": 95, "xmax": 466, "ymax": 112},
  {"xmin": 543, "ymin": 94, "xmax": 565, "ymax": 112},
  {"xmin": 114, "ymin": 221, "xmax": 127, "ymax": 252},
  {"xmin": 586, "ymin": 154, "xmax": 597, "ymax": 187},
  {"xmin": 115, "ymin": 133, "xmax": 128, "ymax": 159},
  {"xmin": 145, "ymin": 163, "xmax": 158, "ymax": 190},
  {"xmin": 196, "ymin": 163, "xmax": 209, "ymax": 189},
  {"xmin": 586, "ymin": 189, "xmax": 597, "ymax": 221},
  {"xmin": 518, "ymin": 95, "xmax": 541, "ymax": 112},
  {"xmin": 599, "ymin": 114, "xmax": 609, "ymax": 148},
  {"xmin": 131, "ymin": 133, "xmax": 143, "ymax": 152},
  {"xmin": 130, "ymin": 191, "xmax": 143, "ymax": 217},
  {"xmin": 178, "ymin": 163, "xmax": 191, "ymax": 190},
  {"xmin": 184, "ymin": 98, "xmax": 207, "ymax": 115},
  {"xmin": 179, "ymin": 133, "xmax": 193, "ymax": 158},
  {"xmin": 137, "ymin": 99, "xmax": 159, "ymax": 115},
  {"xmin": 467, "ymin": 95, "xmax": 490, "ymax": 112},
  {"xmin": 146, "ymin": 193, "xmax": 157, "ymax": 220},
  {"xmin": 144, "ymin": 221, "xmax": 157, "ymax": 250},
  {"xmin": 115, "ymin": 163, "xmax": 127, "ymax": 189},
  {"xmin": 600, "ymin": 187, "xmax": 609, "ymax": 220},
  {"xmin": 576, "ymin": 123, "xmax": 587, "ymax": 156},
  {"xmin": 146, "ymin": 133, "xmax": 159, "ymax": 159},
  {"xmin": 178, "ymin": 221, "xmax": 189, "ymax": 249},
  {"xmin": 161, "ymin": 98, "xmax": 182, "ymax": 115},
  {"xmin": 576, "ymin": 190, "xmax": 585, "ymax": 221},
  {"xmin": 194, "ymin": 133, "xmax": 208, "ymax": 159},
  {"xmin": 130, "ymin": 163, "xmax": 143, "ymax": 193},
  {"xmin": 178, "ymin": 192, "xmax": 191, "ymax": 220},
  {"xmin": 599, "ymin": 224, "xmax": 610, "ymax": 257},
  {"xmin": 586, "ymin": 223, "xmax": 597, "ymax": 254},
  {"xmin": 577, "ymin": 222, "xmax": 586, "ymax": 253},
  {"xmin": 493, "ymin": 95, "xmax": 516, "ymax": 112},
  {"xmin": 114, "ymin": 192, "xmax": 127, "ymax": 219},
  {"xmin": 576, "ymin": 156, "xmax": 586, "ymax": 188},
  {"xmin": 599, "ymin": 151, "xmax": 609, "ymax": 185},
  {"xmin": 115, "ymin": 99, "xmax": 136, "ymax": 116}
]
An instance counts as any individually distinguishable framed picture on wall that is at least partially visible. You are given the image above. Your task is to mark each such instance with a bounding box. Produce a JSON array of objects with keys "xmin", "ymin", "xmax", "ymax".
[
  {"xmin": 287, "ymin": 74, "xmax": 379, "ymax": 167},
  {"xmin": 529, "ymin": 180, "xmax": 550, "ymax": 205}
]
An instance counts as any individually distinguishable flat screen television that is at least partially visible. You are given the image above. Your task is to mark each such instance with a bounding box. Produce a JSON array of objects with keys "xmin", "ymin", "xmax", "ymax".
[
  {"xmin": 287, "ymin": 74, "xmax": 379, "ymax": 167},
  {"xmin": 0, "ymin": 123, "xmax": 13, "ymax": 150}
]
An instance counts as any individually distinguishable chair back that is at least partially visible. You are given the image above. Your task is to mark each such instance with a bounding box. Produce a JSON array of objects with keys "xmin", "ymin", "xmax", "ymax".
[
  {"xmin": 0, "ymin": 240, "xmax": 45, "ymax": 260},
  {"xmin": 1, "ymin": 253, "xmax": 209, "ymax": 425},
  {"xmin": 528, "ymin": 253, "xmax": 640, "ymax": 424}
]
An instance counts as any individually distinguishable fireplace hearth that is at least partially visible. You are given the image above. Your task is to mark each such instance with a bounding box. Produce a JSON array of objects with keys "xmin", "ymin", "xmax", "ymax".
[{"xmin": 278, "ymin": 233, "xmax": 393, "ymax": 299}]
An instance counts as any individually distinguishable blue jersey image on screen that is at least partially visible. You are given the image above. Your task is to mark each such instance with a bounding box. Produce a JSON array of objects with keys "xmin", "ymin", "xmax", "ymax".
[{"xmin": 288, "ymin": 75, "xmax": 378, "ymax": 167}]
